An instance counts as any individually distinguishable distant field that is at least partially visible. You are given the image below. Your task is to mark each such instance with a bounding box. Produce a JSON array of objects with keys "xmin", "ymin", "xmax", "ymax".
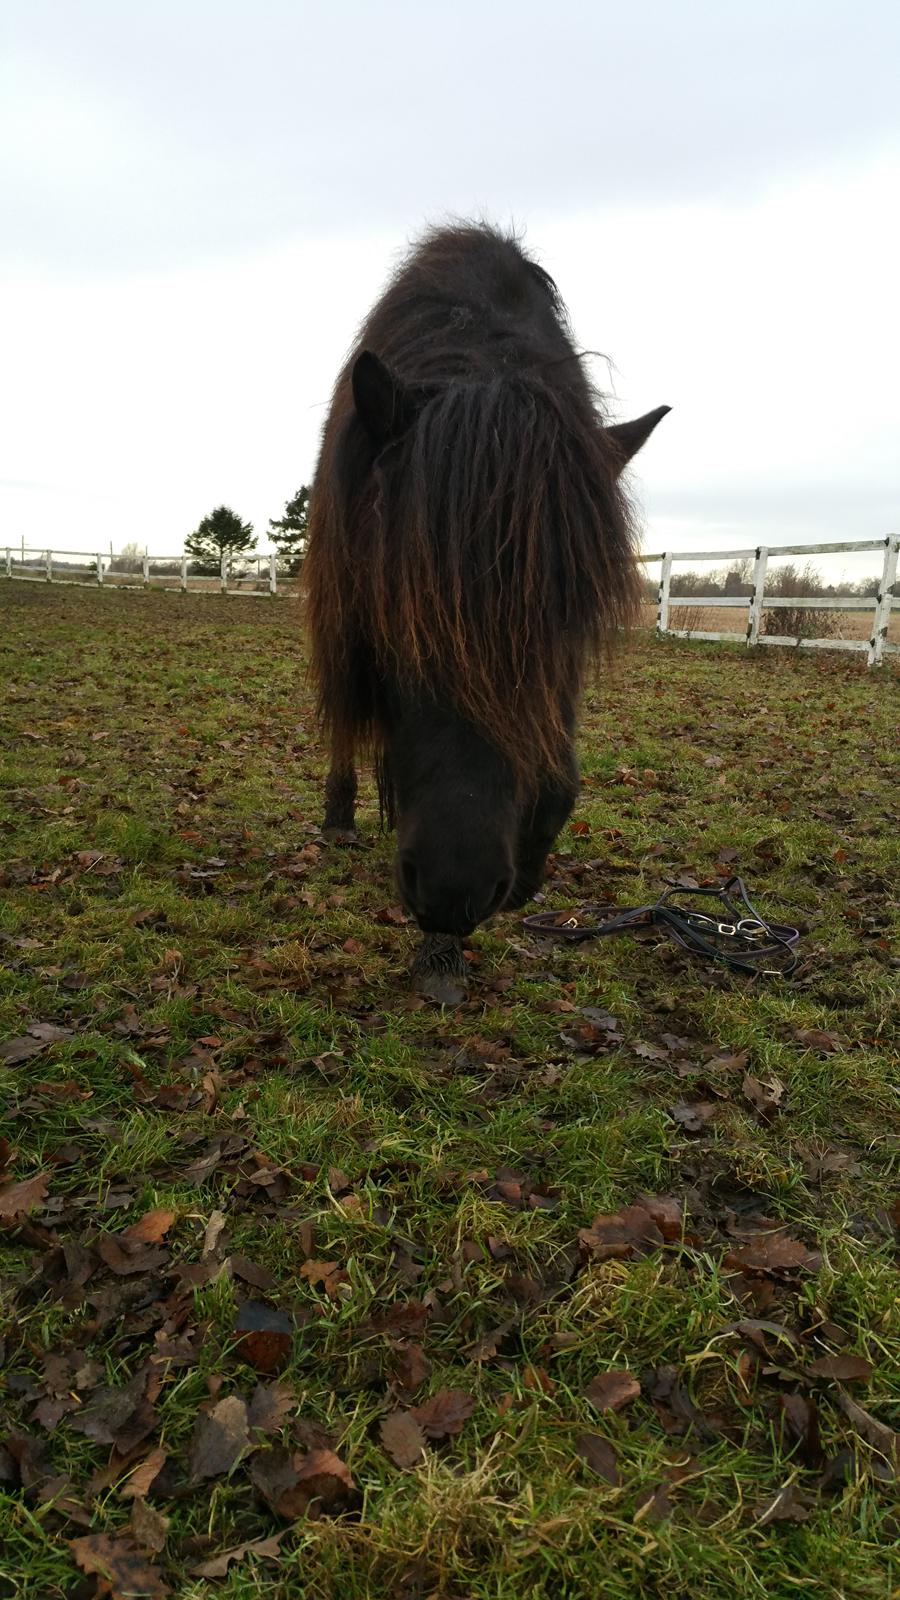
[
  {"xmin": 638, "ymin": 601, "xmax": 898, "ymax": 644},
  {"xmin": 1, "ymin": 583, "xmax": 898, "ymax": 1600}
]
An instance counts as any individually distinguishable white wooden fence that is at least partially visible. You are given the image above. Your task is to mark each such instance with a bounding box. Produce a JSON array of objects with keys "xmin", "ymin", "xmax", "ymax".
[
  {"xmin": 2, "ymin": 548, "xmax": 282, "ymax": 596},
  {"xmin": 4, "ymin": 536, "xmax": 897, "ymax": 667},
  {"xmin": 642, "ymin": 536, "xmax": 898, "ymax": 668}
]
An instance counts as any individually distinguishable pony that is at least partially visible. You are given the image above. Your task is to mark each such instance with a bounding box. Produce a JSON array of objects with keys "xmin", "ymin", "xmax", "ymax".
[{"xmin": 305, "ymin": 223, "xmax": 668, "ymax": 1000}]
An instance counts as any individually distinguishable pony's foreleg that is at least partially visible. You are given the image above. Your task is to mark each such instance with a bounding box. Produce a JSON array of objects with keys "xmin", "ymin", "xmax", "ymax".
[
  {"xmin": 323, "ymin": 759, "xmax": 358, "ymax": 839},
  {"xmin": 410, "ymin": 933, "xmax": 469, "ymax": 1006},
  {"xmin": 506, "ymin": 767, "xmax": 579, "ymax": 909}
]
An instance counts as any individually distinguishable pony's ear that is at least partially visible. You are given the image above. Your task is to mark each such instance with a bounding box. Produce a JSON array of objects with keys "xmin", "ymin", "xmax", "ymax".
[
  {"xmin": 605, "ymin": 405, "xmax": 671, "ymax": 471},
  {"xmin": 352, "ymin": 350, "xmax": 413, "ymax": 447}
]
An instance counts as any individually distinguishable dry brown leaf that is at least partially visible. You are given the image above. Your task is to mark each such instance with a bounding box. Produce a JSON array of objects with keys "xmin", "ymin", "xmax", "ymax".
[
  {"xmin": 69, "ymin": 1533, "xmax": 170, "ymax": 1599},
  {"xmin": 122, "ymin": 1208, "xmax": 177, "ymax": 1246},
  {"xmin": 234, "ymin": 1301, "xmax": 293, "ymax": 1374},
  {"xmin": 202, "ymin": 1209, "xmax": 227, "ymax": 1257},
  {"xmin": 584, "ymin": 1370, "xmax": 641, "ymax": 1413},
  {"xmin": 837, "ymin": 1392, "xmax": 899, "ymax": 1478},
  {"xmin": 725, "ymin": 1231, "xmax": 821, "ymax": 1277},
  {"xmin": 755, "ymin": 1482, "xmax": 811, "ymax": 1523},
  {"xmin": 189, "ymin": 1533, "xmax": 284, "ymax": 1579},
  {"xmin": 300, "ymin": 1258, "xmax": 341, "ymax": 1285},
  {"xmin": 794, "ymin": 1028, "xmax": 842, "ymax": 1053},
  {"xmin": 411, "ymin": 1387, "xmax": 476, "ymax": 1439},
  {"xmin": 742, "ymin": 1073, "xmax": 786, "ymax": 1117},
  {"xmin": 391, "ymin": 1341, "xmax": 431, "ymax": 1395},
  {"xmin": 96, "ymin": 1234, "xmax": 168, "ymax": 1277},
  {"xmin": 188, "ymin": 1394, "xmax": 250, "ymax": 1483},
  {"xmin": 248, "ymin": 1380, "xmax": 295, "ymax": 1434},
  {"xmin": 578, "ymin": 1204, "xmax": 665, "ymax": 1262},
  {"xmin": 0, "ymin": 1172, "xmax": 50, "ymax": 1221},
  {"xmin": 380, "ymin": 1410, "xmax": 427, "ymax": 1467},
  {"xmin": 670, "ymin": 1100, "xmax": 716, "ymax": 1134},
  {"xmin": 119, "ymin": 1448, "xmax": 167, "ymax": 1500},
  {"xmin": 130, "ymin": 1497, "xmax": 169, "ymax": 1555},
  {"xmin": 808, "ymin": 1354, "xmax": 873, "ymax": 1382},
  {"xmin": 575, "ymin": 1433, "xmax": 619, "ymax": 1484}
]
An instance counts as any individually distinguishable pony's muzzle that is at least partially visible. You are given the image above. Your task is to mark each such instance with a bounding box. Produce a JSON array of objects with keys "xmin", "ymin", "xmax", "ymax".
[{"xmin": 398, "ymin": 851, "xmax": 512, "ymax": 936}]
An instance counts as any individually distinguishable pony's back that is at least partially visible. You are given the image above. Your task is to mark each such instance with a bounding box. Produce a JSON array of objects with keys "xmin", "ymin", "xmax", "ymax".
[{"xmin": 305, "ymin": 224, "xmax": 639, "ymax": 784}]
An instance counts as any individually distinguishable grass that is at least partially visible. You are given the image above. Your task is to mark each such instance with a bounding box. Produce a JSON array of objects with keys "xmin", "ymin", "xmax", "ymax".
[{"xmin": 0, "ymin": 582, "xmax": 897, "ymax": 1600}]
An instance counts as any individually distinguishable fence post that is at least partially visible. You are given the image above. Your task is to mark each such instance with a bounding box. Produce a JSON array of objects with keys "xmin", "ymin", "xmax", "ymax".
[
  {"xmin": 142, "ymin": 549, "xmax": 150, "ymax": 588},
  {"xmin": 868, "ymin": 534, "xmax": 899, "ymax": 667},
  {"xmin": 220, "ymin": 551, "xmax": 228, "ymax": 593},
  {"xmin": 181, "ymin": 552, "xmax": 188, "ymax": 592},
  {"xmin": 46, "ymin": 549, "xmax": 52, "ymax": 582},
  {"xmin": 5, "ymin": 549, "xmax": 10, "ymax": 578},
  {"xmin": 747, "ymin": 545, "xmax": 768, "ymax": 646},
  {"xmin": 656, "ymin": 553, "xmax": 672, "ymax": 634},
  {"xmin": 269, "ymin": 552, "xmax": 277, "ymax": 595},
  {"xmin": 96, "ymin": 553, "xmax": 103, "ymax": 585}
]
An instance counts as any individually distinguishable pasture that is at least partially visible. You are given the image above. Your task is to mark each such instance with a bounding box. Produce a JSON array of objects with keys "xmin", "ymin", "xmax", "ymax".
[{"xmin": 1, "ymin": 583, "xmax": 897, "ymax": 1599}]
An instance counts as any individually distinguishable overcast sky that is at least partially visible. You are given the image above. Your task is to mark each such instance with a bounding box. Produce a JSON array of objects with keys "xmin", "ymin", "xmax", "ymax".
[{"xmin": 2, "ymin": 0, "xmax": 898, "ymax": 584}]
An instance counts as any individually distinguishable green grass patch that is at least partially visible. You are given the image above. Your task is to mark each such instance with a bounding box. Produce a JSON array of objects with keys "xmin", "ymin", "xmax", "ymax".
[{"xmin": 0, "ymin": 584, "xmax": 897, "ymax": 1599}]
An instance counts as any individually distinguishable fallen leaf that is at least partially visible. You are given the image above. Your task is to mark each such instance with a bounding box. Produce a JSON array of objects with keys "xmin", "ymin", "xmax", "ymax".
[
  {"xmin": 411, "ymin": 1388, "xmax": 476, "ymax": 1440},
  {"xmin": 0, "ymin": 1172, "xmax": 50, "ymax": 1221},
  {"xmin": 755, "ymin": 1482, "xmax": 811, "ymax": 1524},
  {"xmin": 778, "ymin": 1393, "xmax": 822, "ymax": 1466},
  {"xmin": 96, "ymin": 1233, "xmax": 168, "ymax": 1277},
  {"xmin": 575, "ymin": 1433, "xmax": 619, "ymax": 1484},
  {"xmin": 726, "ymin": 1231, "xmax": 821, "ymax": 1277},
  {"xmin": 741, "ymin": 1073, "xmax": 786, "ymax": 1118},
  {"xmin": 391, "ymin": 1341, "xmax": 431, "ymax": 1395},
  {"xmin": 380, "ymin": 1411, "xmax": 427, "ymax": 1467},
  {"xmin": 69, "ymin": 1533, "xmax": 170, "ymax": 1599},
  {"xmin": 252, "ymin": 1446, "xmax": 354, "ymax": 1519},
  {"xmin": 130, "ymin": 1497, "xmax": 169, "ymax": 1555},
  {"xmin": 584, "ymin": 1371, "xmax": 640, "ymax": 1413},
  {"xmin": 300, "ymin": 1259, "xmax": 341, "ymax": 1286},
  {"xmin": 122, "ymin": 1209, "xmax": 177, "ymax": 1245},
  {"xmin": 670, "ymin": 1100, "xmax": 716, "ymax": 1134},
  {"xmin": 234, "ymin": 1301, "xmax": 293, "ymax": 1374},
  {"xmin": 794, "ymin": 1028, "xmax": 842, "ymax": 1053},
  {"xmin": 0, "ymin": 1036, "xmax": 46, "ymax": 1064},
  {"xmin": 202, "ymin": 1209, "xmax": 227, "ymax": 1256},
  {"xmin": 644, "ymin": 1365, "xmax": 721, "ymax": 1442},
  {"xmin": 808, "ymin": 1355, "xmax": 873, "ymax": 1382},
  {"xmin": 634, "ymin": 1482, "xmax": 673, "ymax": 1523},
  {"xmin": 0, "ymin": 1023, "xmax": 73, "ymax": 1065},
  {"xmin": 837, "ymin": 1392, "xmax": 899, "ymax": 1478},
  {"xmin": 119, "ymin": 1448, "xmax": 167, "ymax": 1500},
  {"xmin": 248, "ymin": 1380, "xmax": 295, "ymax": 1434},
  {"xmin": 188, "ymin": 1394, "xmax": 250, "ymax": 1482},
  {"xmin": 189, "ymin": 1533, "xmax": 285, "ymax": 1579},
  {"xmin": 578, "ymin": 1203, "xmax": 665, "ymax": 1262},
  {"xmin": 290, "ymin": 1448, "xmax": 355, "ymax": 1513}
]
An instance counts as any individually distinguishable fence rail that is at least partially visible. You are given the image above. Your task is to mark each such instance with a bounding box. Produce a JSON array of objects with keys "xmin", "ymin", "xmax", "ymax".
[
  {"xmin": 643, "ymin": 535, "xmax": 898, "ymax": 667},
  {"xmin": 3, "ymin": 547, "xmax": 288, "ymax": 597},
  {"xmin": 3, "ymin": 536, "xmax": 897, "ymax": 666}
]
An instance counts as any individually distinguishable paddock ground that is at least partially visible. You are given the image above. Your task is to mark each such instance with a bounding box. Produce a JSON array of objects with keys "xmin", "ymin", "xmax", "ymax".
[{"xmin": 1, "ymin": 583, "xmax": 897, "ymax": 1600}]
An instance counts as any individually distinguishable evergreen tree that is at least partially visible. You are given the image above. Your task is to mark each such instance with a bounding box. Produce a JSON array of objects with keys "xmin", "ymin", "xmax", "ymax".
[
  {"xmin": 186, "ymin": 506, "xmax": 256, "ymax": 573},
  {"xmin": 268, "ymin": 485, "xmax": 309, "ymax": 574}
]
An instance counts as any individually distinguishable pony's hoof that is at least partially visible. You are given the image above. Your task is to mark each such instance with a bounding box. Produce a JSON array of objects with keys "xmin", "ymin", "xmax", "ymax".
[
  {"xmin": 412, "ymin": 969, "xmax": 468, "ymax": 1006},
  {"xmin": 410, "ymin": 934, "xmax": 468, "ymax": 1006},
  {"xmin": 322, "ymin": 826, "xmax": 360, "ymax": 845}
]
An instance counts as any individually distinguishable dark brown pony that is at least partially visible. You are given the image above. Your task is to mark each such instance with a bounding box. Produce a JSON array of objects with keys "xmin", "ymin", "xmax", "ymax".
[{"xmin": 305, "ymin": 223, "xmax": 668, "ymax": 999}]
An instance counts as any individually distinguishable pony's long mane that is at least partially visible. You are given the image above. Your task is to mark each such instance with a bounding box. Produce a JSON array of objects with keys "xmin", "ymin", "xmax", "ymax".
[{"xmin": 305, "ymin": 224, "xmax": 640, "ymax": 785}]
